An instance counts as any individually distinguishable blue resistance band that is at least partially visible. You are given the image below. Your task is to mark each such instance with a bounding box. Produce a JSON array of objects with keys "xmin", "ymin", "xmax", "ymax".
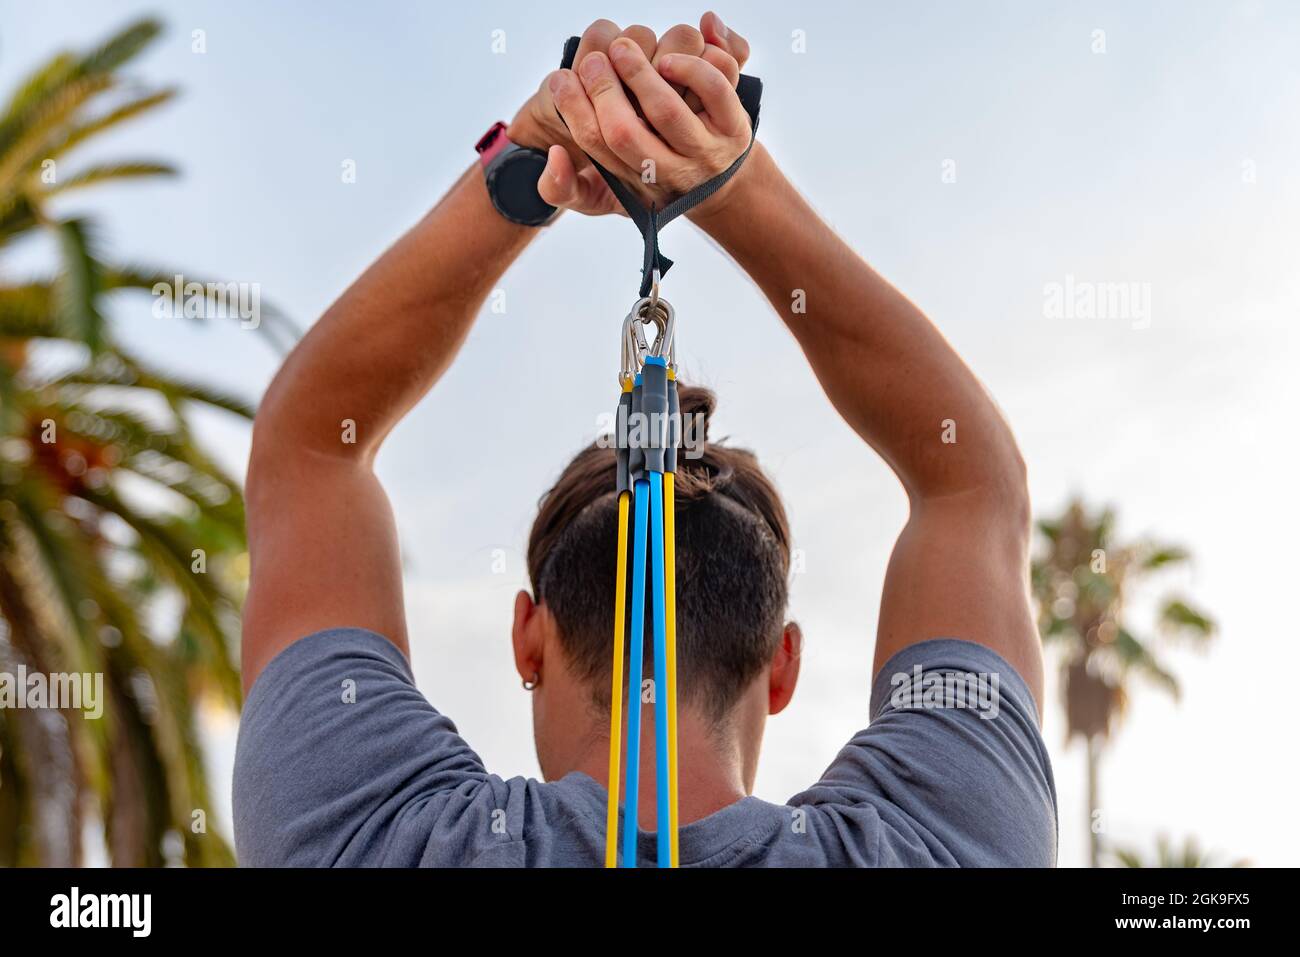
[
  {"xmin": 648, "ymin": 470, "xmax": 670, "ymax": 867},
  {"xmin": 623, "ymin": 478, "xmax": 650, "ymax": 867}
]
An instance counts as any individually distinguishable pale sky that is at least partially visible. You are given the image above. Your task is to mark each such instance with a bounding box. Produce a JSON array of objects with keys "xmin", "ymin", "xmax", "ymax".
[{"xmin": 4, "ymin": 0, "xmax": 1298, "ymax": 867}]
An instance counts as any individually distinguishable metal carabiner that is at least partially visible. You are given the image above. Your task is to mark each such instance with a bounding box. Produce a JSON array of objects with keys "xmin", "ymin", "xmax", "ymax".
[
  {"xmin": 620, "ymin": 291, "xmax": 676, "ymax": 384},
  {"xmin": 646, "ymin": 297, "xmax": 674, "ymax": 365},
  {"xmin": 621, "ymin": 308, "xmax": 650, "ymax": 382},
  {"xmin": 648, "ymin": 267, "xmax": 662, "ymax": 315}
]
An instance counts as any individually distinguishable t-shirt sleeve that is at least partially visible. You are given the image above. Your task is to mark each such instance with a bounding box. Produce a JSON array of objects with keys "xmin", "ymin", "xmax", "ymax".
[
  {"xmin": 233, "ymin": 628, "xmax": 504, "ymax": 866},
  {"xmin": 787, "ymin": 638, "xmax": 1058, "ymax": 867}
]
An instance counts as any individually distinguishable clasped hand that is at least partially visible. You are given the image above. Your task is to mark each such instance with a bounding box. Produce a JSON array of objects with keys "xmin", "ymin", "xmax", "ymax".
[{"xmin": 508, "ymin": 12, "xmax": 755, "ymax": 219}]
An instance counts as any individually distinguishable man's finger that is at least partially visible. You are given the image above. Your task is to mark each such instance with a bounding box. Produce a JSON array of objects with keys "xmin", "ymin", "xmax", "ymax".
[
  {"xmin": 609, "ymin": 38, "xmax": 707, "ymax": 154},
  {"xmin": 551, "ymin": 67, "xmax": 636, "ymax": 179},
  {"xmin": 650, "ymin": 23, "xmax": 706, "ymax": 102},
  {"xmin": 657, "ymin": 54, "xmax": 749, "ymax": 138},
  {"xmin": 700, "ymin": 11, "xmax": 750, "ymax": 69},
  {"xmin": 538, "ymin": 145, "xmax": 580, "ymax": 208},
  {"xmin": 653, "ymin": 23, "xmax": 706, "ymax": 62},
  {"xmin": 618, "ymin": 24, "xmax": 657, "ymax": 61},
  {"xmin": 701, "ymin": 45, "xmax": 740, "ymax": 88},
  {"xmin": 539, "ymin": 147, "xmax": 621, "ymax": 215},
  {"xmin": 578, "ymin": 51, "xmax": 675, "ymax": 175},
  {"xmin": 682, "ymin": 47, "xmax": 738, "ymax": 114},
  {"xmin": 616, "ymin": 24, "xmax": 658, "ymax": 118},
  {"xmin": 574, "ymin": 18, "xmax": 621, "ymax": 69}
]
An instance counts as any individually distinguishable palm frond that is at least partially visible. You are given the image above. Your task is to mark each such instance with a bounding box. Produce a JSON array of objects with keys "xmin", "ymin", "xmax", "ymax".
[
  {"xmin": 46, "ymin": 88, "xmax": 177, "ymax": 163},
  {"xmin": 43, "ymin": 161, "xmax": 177, "ymax": 195},
  {"xmin": 1113, "ymin": 628, "xmax": 1181, "ymax": 701},
  {"xmin": 54, "ymin": 350, "xmax": 256, "ymax": 419},
  {"xmin": 1142, "ymin": 545, "xmax": 1190, "ymax": 569},
  {"xmin": 0, "ymin": 74, "xmax": 113, "ymax": 199},
  {"xmin": 3, "ymin": 473, "xmax": 106, "ymax": 672},
  {"xmin": 1112, "ymin": 848, "xmax": 1144, "ymax": 868},
  {"xmin": 102, "ymin": 264, "xmax": 301, "ymax": 352},
  {"xmin": 75, "ymin": 18, "xmax": 164, "ymax": 78},
  {"xmin": 93, "ymin": 578, "xmax": 236, "ymax": 864},
  {"xmin": 1111, "ymin": 835, "xmax": 1249, "ymax": 868},
  {"xmin": 82, "ymin": 485, "xmax": 241, "ymax": 693},
  {"xmin": 1159, "ymin": 597, "xmax": 1216, "ymax": 641},
  {"xmin": 51, "ymin": 218, "xmax": 108, "ymax": 350},
  {"xmin": 0, "ymin": 282, "xmax": 60, "ymax": 339},
  {"xmin": 0, "ymin": 53, "xmax": 77, "ymax": 159}
]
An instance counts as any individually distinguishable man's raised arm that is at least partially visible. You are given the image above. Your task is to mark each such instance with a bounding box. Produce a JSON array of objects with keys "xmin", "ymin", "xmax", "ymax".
[
  {"xmin": 239, "ymin": 21, "xmax": 634, "ymax": 690},
  {"xmin": 240, "ymin": 162, "xmax": 539, "ymax": 691},
  {"xmin": 690, "ymin": 145, "xmax": 1042, "ymax": 709}
]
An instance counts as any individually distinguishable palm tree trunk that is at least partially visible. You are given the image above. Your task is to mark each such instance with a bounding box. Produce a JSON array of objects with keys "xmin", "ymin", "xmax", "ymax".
[
  {"xmin": 1086, "ymin": 733, "xmax": 1101, "ymax": 868},
  {"xmin": 0, "ymin": 561, "xmax": 79, "ymax": 866}
]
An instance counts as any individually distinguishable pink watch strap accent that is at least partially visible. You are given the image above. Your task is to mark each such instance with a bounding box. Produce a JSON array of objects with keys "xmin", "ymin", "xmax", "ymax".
[{"xmin": 475, "ymin": 121, "xmax": 512, "ymax": 167}]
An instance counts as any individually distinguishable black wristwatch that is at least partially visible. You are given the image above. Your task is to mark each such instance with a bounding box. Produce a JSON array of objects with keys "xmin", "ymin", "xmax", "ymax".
[{"xmin": 475, "ymin": 121, "xmax": 557, "ymax": 227}]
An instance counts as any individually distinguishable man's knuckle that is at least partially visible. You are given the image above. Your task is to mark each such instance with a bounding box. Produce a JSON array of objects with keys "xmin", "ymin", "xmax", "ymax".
[
  {"xmin": 551, "ymin": 86, "xmax": 575, "ymax": 115},
  {"xmin": 616, "ymin": 51, "xmax": 648, "ymax": 78},
  {"xmin": 702, "ymin": 70, "xmax": 730, "ymax": 96},
  {"xmin": 584, "ymin": 18, "xmax": 618, "ymax": 39},
  {"xmin": 663, "ymin": 24, "xmax": 704, "ymax": 49},
  {"xmin": 663, "ymin": 113, "xmax": 700, "ymax": 144},
  {"xmin": 621, "ymin": 24, "xmax": 656, "ymax": 49},
  {"xmin": 644, "ymin": 91, "xmax": 682, "ymax": 120},
  {"xmin": 606, "ymin": 121, "xmax": 637, "ymax": 152},
  {"xmin": 572, "ymin": 118, "xmax": 601, "ymax": 150},
  {"xmin": 585, "ymin": 69, "xmax": 618, "ymax": 95}
]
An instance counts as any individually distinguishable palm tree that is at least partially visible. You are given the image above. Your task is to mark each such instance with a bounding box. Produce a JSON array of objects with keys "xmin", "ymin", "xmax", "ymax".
[
  {"xmin": 0, "ymin": 18, "xmax": 291, "ymax": 865},
  {"xmin": 1030, "ymin": 499, "xmax": 1216, "ymax": 868},
  {"xmin": 1111, "ymin": 835, "xmax": 1249, "ymax": 869}
]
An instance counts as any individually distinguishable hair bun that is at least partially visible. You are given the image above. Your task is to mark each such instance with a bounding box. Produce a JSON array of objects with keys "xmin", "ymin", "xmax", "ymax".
[
  {"xmin": 672, "ymin": 384, "xmax": 738, "ymax": 501},
  {"xmin": 675, "ymin": 384, "xmax": 715, "ymax": 445}
]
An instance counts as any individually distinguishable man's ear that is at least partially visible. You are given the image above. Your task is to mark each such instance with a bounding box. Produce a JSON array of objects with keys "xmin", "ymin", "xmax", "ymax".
[
  {"xmin": 509, "ymin": 590, "xmax": 546, "ymax": 686},
  {"xmin": 768, "ymin": 620, "xmax": 803, "ymax": 715},
  {"xmin": 512, "ymin": 590, "xmax": 546, "ymax": 686}
]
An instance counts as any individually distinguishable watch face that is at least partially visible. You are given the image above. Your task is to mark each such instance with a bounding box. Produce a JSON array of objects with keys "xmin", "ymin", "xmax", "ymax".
[{"xmin": 490, "ymin": 149, "xmax": 555, "ymax": 226}]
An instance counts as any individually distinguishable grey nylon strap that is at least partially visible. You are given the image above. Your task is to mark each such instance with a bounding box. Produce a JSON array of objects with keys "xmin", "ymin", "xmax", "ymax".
[{"xmin": 558, "ymin": 35, "xmax": 763, "ymax": 296}]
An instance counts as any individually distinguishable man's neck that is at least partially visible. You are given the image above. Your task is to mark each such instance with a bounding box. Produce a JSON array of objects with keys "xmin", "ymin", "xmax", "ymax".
[{"xmin": 569, "ymin": 709, "xmax": 751, "ymax": 831}]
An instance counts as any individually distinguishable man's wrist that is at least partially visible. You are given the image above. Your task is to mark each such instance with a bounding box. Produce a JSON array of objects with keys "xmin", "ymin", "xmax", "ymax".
[{"xmin": 687, "ymin": 141, "xmax": 777, "ymax": 235}]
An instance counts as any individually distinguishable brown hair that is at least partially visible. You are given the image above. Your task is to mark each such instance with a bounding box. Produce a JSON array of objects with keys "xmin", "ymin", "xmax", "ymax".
[{"xmin": 527, "ymin": 385, "xmax": 791, "ymax": 722}]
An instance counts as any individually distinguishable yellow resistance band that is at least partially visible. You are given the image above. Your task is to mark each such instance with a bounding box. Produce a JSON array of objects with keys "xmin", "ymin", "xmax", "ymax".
[
  {"xmin": 606, "ymin": 489, "xmax": 630, "ymax": 868},
  {"xmin": 664, "ymin": 470, "xmax": 679, "ymax": 867}
]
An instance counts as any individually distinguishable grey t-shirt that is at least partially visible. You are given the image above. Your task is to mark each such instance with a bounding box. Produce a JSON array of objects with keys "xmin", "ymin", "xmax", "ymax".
[{"xmin": 233, "ymin": 629, "xmax": 1056, "ymax": 867}]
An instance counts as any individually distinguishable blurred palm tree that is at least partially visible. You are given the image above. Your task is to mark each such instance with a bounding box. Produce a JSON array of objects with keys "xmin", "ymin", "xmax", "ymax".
[
  {"xmin": 1111, "ymin": 834, "xmax": 1249, "ymax": 869},
  {"xmin": 1031, "ymin": 499, "xmax": 1216, "ymax": 868},
  {"xmin": 0, "ymin": 18, "xmax": 290, "ymax": 865}
]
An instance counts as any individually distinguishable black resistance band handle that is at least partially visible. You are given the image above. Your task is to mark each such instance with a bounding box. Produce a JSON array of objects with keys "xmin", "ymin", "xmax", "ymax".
[{"xmin": 558, "ymin": 36, "xmax": 763, "ymax": 297}]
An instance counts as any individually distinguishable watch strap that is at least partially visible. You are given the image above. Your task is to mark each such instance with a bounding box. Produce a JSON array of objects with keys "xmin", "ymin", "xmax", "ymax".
[{"xmin": 475, "ymin": 121, "xmax": 513, "ymax": 167}]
